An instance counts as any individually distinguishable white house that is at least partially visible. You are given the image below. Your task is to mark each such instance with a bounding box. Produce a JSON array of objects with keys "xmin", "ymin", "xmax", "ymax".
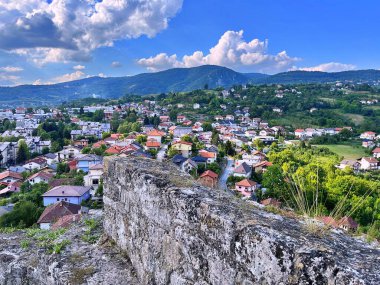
[{"xmin": 360, "ymin": 157, "xmax": 379, "ymax": 170}]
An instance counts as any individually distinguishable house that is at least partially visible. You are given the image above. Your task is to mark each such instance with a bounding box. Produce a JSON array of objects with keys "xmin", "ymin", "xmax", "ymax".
[
  {"xmin": 338, "ymin": 216, "xmax": 358, "ymax": 232},
  {"xmin": 180, "ymin": 158, "xmax": 198, "ymax": 174},
  {"xmin": 0, "ymin": 181, "xmax": 21, "ymax": 196},
  {"xmin": 58, "ymin": 146, "xmax": 81, "ymax": 161},
  {"xmin": 171, "ymin": 141, "xmax": 193, "ymax": 158},
  {"xmin": 336, "ymin": 159, "xmax": 360, "ymax": 171},
  {"xmin": 317, "ymin": 216, "xmax": 338, "ymax": 228},
  {"xmin": 199, "ymin": 170, "xmax": 218, "ymax": 188},
  {"xmin": 73, "ymin": 139, "xmax": 89, "ymax": 148},
  {"xmin": 37, "ymin": 201, "xmax": 82, "ymax": 229},
  {"xmin": 372, "ymin": 147, "xmax": 380, "ymax": 158},
  {"xmin": 145, "ymin": 140, "xmax": 161, "ymax": 150},
  {"xmin": 294, "ymin": 129, "xmax": 305, "ymax": 139},
  {"xmin": 84, "ymin": 164, "xmax": 103, "ymax": 193},
  {"xmin": 360, "ymin": 157, "xmax": 378, "ymax": 170},
  {"xmin": 0, "ymin": 171, "xmax": 22, "ymax": 184},
  {"xmin": 233, "ymin": 162, "xmax": 252, "ymax": 178},
  {"xmin": 159, "ymin": 116, "xmax": 170, "ymax": 123},
  {"xmin": 360, "ymin": 131, "xmax": 376, "ymax": 140},
  {"xmin": 147, "ymin": 129, "xmax": 165, "ymax": 144},
  {"xmin": 173, "ymin": 127, "xmax": 192, "ymax": 138},
  {"xmin": 76, "ymin": 154, "xmax": 102, "ymax": 172},
  {"xmin": 177, "ymin": 115, "xmax": 187, "ymax": 123},
  {"xmin": 235, "ymin": 179, "xmax": 258, "ymax": 197},
  {"xmin": 362, "ymin": 139, "xmax": 375, "ymax": 148},
  {"xmin": 42, "ymin": 185, "xmax": 91, "ymax": 206},
  {"xmin": 193, "ymin": 103, "xmax": 200, "ymax": 109},
  {"xmin": 199, "ymin": 150, "xmax": 217, "ymax": 163},
  {"xmin": 23, "ymin": 157, "xmax": 47, "ymax": 171},
  {"xmin": 27, "ymin": 171, "xmax": 54, "ymax": 185},
  {"xmin": 253, "ymin": 161, "xmax": 273, "ymax": 173}
]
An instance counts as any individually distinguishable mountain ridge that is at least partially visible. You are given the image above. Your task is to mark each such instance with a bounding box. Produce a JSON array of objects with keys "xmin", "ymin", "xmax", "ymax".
[{"xmin": 1, "ymin": 65, "xmax": 379, "ymax": 106}]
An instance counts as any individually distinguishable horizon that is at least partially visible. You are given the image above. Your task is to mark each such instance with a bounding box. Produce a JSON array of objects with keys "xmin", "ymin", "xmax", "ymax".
[
  {"xmin": 1, "ymin": 65, "xmax": 379, "ymax": 88},
  {"xmin": 0, "ymin": 0, "xmax": 380, "ymax": 86}
]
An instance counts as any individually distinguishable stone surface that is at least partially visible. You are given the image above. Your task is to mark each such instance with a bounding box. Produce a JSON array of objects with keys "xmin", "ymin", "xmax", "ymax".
[
  {"xmin": 103, "ymin": 157, "xmax": 380, "ymax": 285},
  {"xmin": 0, "ymin": 156, "xmax": 379, "ymax": 284}
]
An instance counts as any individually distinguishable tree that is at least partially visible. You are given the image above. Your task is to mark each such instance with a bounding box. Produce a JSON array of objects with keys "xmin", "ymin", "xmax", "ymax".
[
  {"xmin": 0, "ymin": 201, "xmax": 41, "ymax": 228},
  {"xmin": 79, "ymin": 106, "xmax": 84, "ymax": 115},
  {"xmin": 16, "ymin": 139, "xmax": 30, "ymax": 164},
  {"xmin": 253, "ymin": 139, "xmax": 264, "ymax": 151},
  {"xmin": 93, "ymin": 110, "xmax": 104, "ymax": 122},
  {"xmin": 202, "ymin": 122, "xmax": 213, "ymax": 132}
]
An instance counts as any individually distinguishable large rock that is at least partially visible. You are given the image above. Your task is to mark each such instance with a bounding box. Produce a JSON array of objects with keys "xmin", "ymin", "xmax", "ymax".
[{"xmin": 103, "ymin": 157, "xmax": 380, "ymax": 285}]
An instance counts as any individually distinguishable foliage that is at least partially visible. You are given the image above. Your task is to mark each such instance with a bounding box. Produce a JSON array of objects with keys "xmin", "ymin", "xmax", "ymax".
[{"xmin": 16, "ymin": 139, "xmax": 30, "ymax": 164}]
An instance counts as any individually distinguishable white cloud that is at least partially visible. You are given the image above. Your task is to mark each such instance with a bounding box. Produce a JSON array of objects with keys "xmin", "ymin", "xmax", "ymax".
[
  {"xmin": 295, "ymin": 62, "xmax": 356, "ymax": 72},
  {"xmin": 0, "ymin": 0, "xmax": 183, "ymax": 64},
  {"xmin": 0, "ymin": 66, "xmax": 23, "ymax": 72},
  {"xmin": 73, "ymin": 65, "xmax": 85, "ymax": 71},
  {"xmin": 52, "ymin": 71, "xmax": 85, "ymax": 84},
  {"xmin": 137, "ymin": 30, "xmax": 300, "ymax": 73},
  {"xmin": 111, "ymin": 61, "xmax": 122, "ymax": 68}
]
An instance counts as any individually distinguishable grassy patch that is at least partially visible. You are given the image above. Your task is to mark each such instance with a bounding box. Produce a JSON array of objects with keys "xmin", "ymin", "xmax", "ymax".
[
  {"xmin": 69, "ymin": 266, "xmax": 95, "ymax": 285},
  {"xmin": 82, "ymin": 218, "xmax": 101, "ymax": 244},
  {"xmin": 320, "ymin": 144, "xmax": 366, "ymax": 160},
  {"xmin": 342, "ymin": 113, "xmax": 365, "ymax": 125}
]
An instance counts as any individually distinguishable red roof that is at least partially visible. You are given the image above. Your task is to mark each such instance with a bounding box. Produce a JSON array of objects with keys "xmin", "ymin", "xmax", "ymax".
[
  {"xmin": 236, "ymin": 179, "xmax": 257, "ymax": 187},
  {"xmin": 105, "ymin": 145, "xmax": 124, "ymax": 154},
  {"xmin": 317, "ymin": 216, "xmax": 338, "ymax": 228},
  {"xmin": 372, "ymin": 147, "xmax": 380, "ymax": 154},
  {"xmin": 294, "ymin": 129, "xmax": 305, "ymax": 133},
  {"xmin": 51, "ymin": 214, "xmax": 81, "ymax": 230},
  {"xmin": 0, "ymin": 171, "xmax": 22, "ymax": 181},
  {"xmin": 146, "ymin": 141, "xmax": 161, "ymax": 147},
  {"xmin": 199, "ymin": 151, "xmax": 215, "ymax": 159},
  {"xmin": 37, "ymin": 201, "xmax": 81, "ymax": 224},
  {"xmin": 28, "ymin": 171, "xmax": 54, "ymax": 181},
  {"xmin": 200, "ymin": 170, "xmax": 218, "ymax": 179},
  {"xmin": 147, "ymin": 129, "xmax": 165, "ymax": 137}
]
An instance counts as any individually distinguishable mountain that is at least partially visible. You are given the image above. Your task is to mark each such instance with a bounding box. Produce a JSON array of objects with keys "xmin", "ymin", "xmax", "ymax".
[
  {"xmin": 1, "ymin": 66, "xmax": 380, "ymax": 107},
  {"xmin": 0, "ymin": 65, "xmax": 254, "ymax": 106},
  {"xmin": 253, "ymin": 69, "xmax": 380, "ymax": 84}
]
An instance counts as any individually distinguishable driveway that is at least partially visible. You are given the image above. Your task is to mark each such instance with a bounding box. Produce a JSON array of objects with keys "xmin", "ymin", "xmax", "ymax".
[
  {"xmin": 218, "ymin": 157, "xmax": 234, "ymax": 191},
  {"xmin": 157, "ymin": 143, "xmax": 168, "ymax": 161}
]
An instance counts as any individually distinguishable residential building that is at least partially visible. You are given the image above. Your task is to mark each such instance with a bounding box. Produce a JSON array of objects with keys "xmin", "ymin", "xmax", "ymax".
[
  {"xmin": 233, "ymin": 162, "xmax": 252, "ymax": 178},
  {"xmin": 171, "ymin": 141, "xmax": 193, "ymax": 158},
  {"xmin": 37, "ymin": 201, "xmax": 82, "ymax": 230},
  {"xmin": 199, "ymin": 170, "xmax": 218, "ymax": 188},
  {"xmin": 76, "ymin": 154, "xmax": 102, "ymax": 172},
  {"xmin": 42, "ymin": 185, "xmax": 91, "ymax": 206},
  {"xmin": 372, "ymin": 147, "xmax": 380, "ymax": 158},
  {"xmin": 0, "ymin": 171, "xmax": 22, "ymax": 184},
  {"xmin": 360, "ymin": 157, "xmax": 379, "ymax": 170},
  {"xmin": 235, "ymin": 179, "xmax": 258, "ymax": 197},
  {"xmin": 27, "ymin": 171, "xmax": 54, "ymax": 185}
]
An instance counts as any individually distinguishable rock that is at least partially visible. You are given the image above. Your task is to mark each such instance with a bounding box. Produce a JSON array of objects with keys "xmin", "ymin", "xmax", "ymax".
[
  {"xmin": 0, "ymin": 156, "xmax": 379, "ymax": 284},
  {"xmin": 103, "ymin": 157, "xmax": 379, "ymax": 285}
]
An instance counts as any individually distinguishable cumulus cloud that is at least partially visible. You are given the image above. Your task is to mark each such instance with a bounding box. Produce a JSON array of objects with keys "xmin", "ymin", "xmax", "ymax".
[
  {"xmin": 0, "ymin": 66, "xmax": 23, "ymax": 72},
  {"xmin": 111, "ymin": 61, "xmax": 122, "ymax": 68},
  {"xmin": 138, "ymin": 30, "xmax": 300, "ymax": 73},
  {"xmin": 0, "ymin": 0, "xmax": 183, "ymax": 64},
  {"xmin": 295, "ymin": 62, "xmax": 356, "ymax": 72},
  {"xmin": 52, "ymin": 70, "xmax": 85, "ymax": 84},
  {"xmin": 73, "ymin": 65, "xmax": 85, "ymax": 71}
]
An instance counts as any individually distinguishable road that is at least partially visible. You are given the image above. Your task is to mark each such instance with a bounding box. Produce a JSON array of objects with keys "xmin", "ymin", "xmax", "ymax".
[
  {"xmin": 157, "ymin": 143, "xmax": 168, "ymax": 161},
  {"xmin": 218, "ymin": 157, "xmax": 234, "ymax": 191}
]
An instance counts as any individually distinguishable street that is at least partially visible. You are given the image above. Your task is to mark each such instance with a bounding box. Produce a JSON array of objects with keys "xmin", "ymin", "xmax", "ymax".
[{"xmin": 218, "ymin": 157, "xmax": 234, "ymax": 190}]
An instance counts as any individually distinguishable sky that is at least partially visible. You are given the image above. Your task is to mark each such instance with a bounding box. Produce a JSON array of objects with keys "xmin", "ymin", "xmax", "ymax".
[{"xmin": 0, "ymin": 0, "xmax": 379, "ymax": 86}]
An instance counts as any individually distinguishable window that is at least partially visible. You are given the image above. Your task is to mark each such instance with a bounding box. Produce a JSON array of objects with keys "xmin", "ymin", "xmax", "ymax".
[
  {"xmin": 92, "ymin": 179, "xmax": 99, "ymax": 185},
  {"xmin": 57, "ymin": 198, "xmax": 59, "ymax": 201}
]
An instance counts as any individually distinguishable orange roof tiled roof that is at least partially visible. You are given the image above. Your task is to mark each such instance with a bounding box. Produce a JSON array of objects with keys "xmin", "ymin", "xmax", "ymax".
[
  {"xmin": 173, "ymin": 141, "xmax": 193, "ymax": 146},
  {"xmin": 147, "ymin": 129, "xmax": 165, "ymax": 137},
  {"xmin": 236, "ymin": 179, "xmax": 257, "ymax": 187},
  {"xmin": 146, "ymin": 141, "xmax": 161, "ymax": 148},
  {"xmin": 199, "ymin": 151, "xmax": 215, "ymax": 159},
  {"xmin": 0, "ymin": 171, "xmax": 22, "ymax": 181},
  {"xmin": 200, "ymin": 170, "xmax": 218, "ymax": 179}
]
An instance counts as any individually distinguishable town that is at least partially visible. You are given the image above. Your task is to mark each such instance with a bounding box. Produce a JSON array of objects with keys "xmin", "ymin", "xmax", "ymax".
[{"xmin": 0, "ymin": 83, "xmax": 379, "ymax": 243}]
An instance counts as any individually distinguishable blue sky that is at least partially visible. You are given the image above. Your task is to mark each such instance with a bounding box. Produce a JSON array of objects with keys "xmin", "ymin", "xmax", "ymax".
[{"xmin": 0, "ymin": 0, "xmax": 379, "ymax": 86}]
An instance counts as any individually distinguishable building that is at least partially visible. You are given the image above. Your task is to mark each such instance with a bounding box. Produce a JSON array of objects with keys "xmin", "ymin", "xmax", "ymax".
[
  {"xmin": 84, "ymin": 164, "xmax": 103, "ymax": 190},
  {"xmin": 171, "ymin": 141, "xmax": 192, "ymax": 158},
  {"xmin": 233, "ymin": 162, "xmax": 252, "ymax": 178},
  {"xmin": 27, "ymin": 171, "xmax": 54, "ymax": 185},
  {"xmin": 360, "ymin": 131, "xmax": 376, "ymax": 140},
  {"xmin": 372, "ymin": 147, "xmax": 380, "ymax": 158},
  {"xmin": 199, "ymin": 150, "xmax": 217, "ymax": 164},
  {"xmin": 338, "ymin": 216, "xmax": 358, "ymax": 232},
  {"xmin": 147, "ymin": 129, "xmax": 165, "ymax": 144},
  {"xmin": 199, "ymin": 170, "xmax": 218, "ymax": 188},
  {"xmin": 235, "ymin": 179, "xmax": 258, "ymax": 197},
  {"xmin": 0, "ymin": 171, "xmax": 22, "ymax": 184},
  {"xmin": 37, "ymin": 201, "xmax": 82, "ymax": 230},
  {"xmin": 360, "ymin": 157, "xmax": 379, "ymax": 170},
  {"xmin": 42, "ymin": 185, "xmax": 91, "ymax": 206},
  {"xmin": 336, "ymin": 160, "xmax": 360, "ymax": 171},
  {"xmin": 76, "ymin": 154, "xmax": 102, "ymax": 172}
]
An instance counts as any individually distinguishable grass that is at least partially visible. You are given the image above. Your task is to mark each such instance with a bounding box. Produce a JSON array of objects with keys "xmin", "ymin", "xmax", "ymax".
[
  {"xmin": 342, "ymin": 113, "xmax": 365, "ymax": 125},
  {"xmin": 320, "ymin": 144, "xmax": 366, "ymax": 160}
]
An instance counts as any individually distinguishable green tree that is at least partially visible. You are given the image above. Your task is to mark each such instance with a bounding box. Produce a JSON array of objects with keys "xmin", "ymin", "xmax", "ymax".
[{"xmin": 16, "ymin": 139, "xmax": 30, "ymax": 163}]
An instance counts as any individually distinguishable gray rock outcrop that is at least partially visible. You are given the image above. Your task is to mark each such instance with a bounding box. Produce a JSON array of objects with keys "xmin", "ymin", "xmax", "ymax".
[{"xmin": 103, "ymin": 157, "xmax": 380, "ymax": 285}]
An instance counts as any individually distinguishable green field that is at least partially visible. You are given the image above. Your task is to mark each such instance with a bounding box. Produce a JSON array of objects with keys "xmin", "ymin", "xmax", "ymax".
[{"xmin": 318, "ymin": 144, "xmax": 367, "ymax": 160}]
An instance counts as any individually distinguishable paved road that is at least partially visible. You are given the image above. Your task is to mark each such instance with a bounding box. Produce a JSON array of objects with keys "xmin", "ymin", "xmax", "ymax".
[
  {"xmin": 157, "ymin": 144, "xmax": 168, "ymax": 161},
  {"xmin": 218, "ymin": 157, "xmax": 234, "ymax": 191}
]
